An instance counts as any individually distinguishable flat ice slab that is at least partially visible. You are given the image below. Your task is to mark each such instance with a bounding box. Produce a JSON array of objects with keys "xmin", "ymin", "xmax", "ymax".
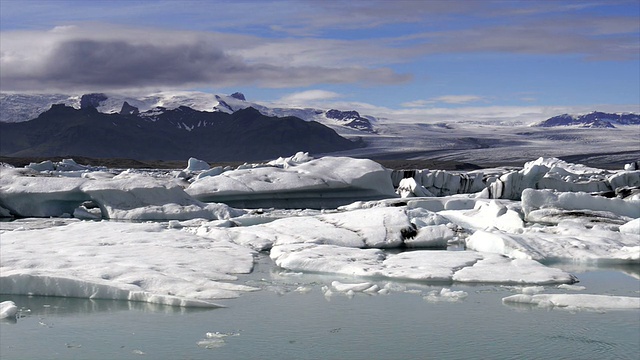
[
  {"xmin": 270, "ymin": 244, "xmax": 576, "ymax": 285},
  {"xmin": 503, "ymin": 294, "xmax": 640, "ymax": 310},
  {"xmin": 1, "ymin": 221, "xmax": 257, "ymax": 307}
]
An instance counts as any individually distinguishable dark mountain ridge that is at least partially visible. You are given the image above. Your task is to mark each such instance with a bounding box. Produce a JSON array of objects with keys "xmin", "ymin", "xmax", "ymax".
[
  {"xmin": 534, "ymin": 112, "xmax": 640, "ymax": 128},
  {"xmin": 0, "ymin": 104, "xmax": 363, "ymax": 161}
]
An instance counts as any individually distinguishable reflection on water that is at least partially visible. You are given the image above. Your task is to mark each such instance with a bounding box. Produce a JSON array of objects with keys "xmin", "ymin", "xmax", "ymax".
[
  {"xmin": 1, "ymin": 295, "xmax": 216, "ymax": 317},
  {"xmin": 1, "ymin": 255, "xmax": 638, "ymax": 360}
]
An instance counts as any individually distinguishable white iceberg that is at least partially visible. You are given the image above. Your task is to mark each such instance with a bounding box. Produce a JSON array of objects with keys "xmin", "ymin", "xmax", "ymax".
[
  {"xmin": 0, "ymin": 167, "xmax": 242, "ymax": 220},
  {"xmin": 521, "ymin": 188, "xmax": 640, "ymax": 220},
  {"xmin": 270, "ymin": 244, "xmax": 575, "ymax": 285},
  {"xmin": 502, "ymin": 293, "xmax": 640, "ymax": 310},
  {"xmin": 0, "ymin": 221, "xmax": 258, "ymax": 307},
  {"xmin": 186, "ymin": 156, "xmax": 397, "ymax": 208},
  {"xmin": 195, "ymin": 206, "xmax": 414, "ymax": 251},
  {"xmin": 0, "ymin": 300, "xmax": 18, "ymax": 319}
]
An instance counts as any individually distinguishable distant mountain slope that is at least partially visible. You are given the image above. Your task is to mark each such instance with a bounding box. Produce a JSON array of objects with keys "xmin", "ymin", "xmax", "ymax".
[
  {"xmin": 0, "ymin": 91, "xmax": 376, "ymax": 134},
  {"xmin": 0, "ymin": 104, "xmax": 363, "ymax": 161},
  {"xmin": 533, "ymin": 112, "xmax": 640, "ymax": 128}
]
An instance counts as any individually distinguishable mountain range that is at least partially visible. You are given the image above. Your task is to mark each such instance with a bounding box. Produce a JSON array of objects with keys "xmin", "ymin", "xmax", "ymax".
[
  {"xmin": 0, "ymin": 92, "xmax": 376, "ymax": 134},
  {"xmin": 0, "ymin": 91, "xmax": 638, "ymax": 165},
  {"xmin": 0, "ymin": 100, "xmax": 362, "ymax": 161},
  {"xmin": 532, "ymin": 112, "xmax": 640, "ymax": 128}
]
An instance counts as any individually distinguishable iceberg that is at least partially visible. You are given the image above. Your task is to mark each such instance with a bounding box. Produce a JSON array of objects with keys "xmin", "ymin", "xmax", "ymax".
[
  {"xmin": 186, "ymin": 155, "xmax": 397, "ymax": 208},
  {"xmin": 502, "ymin": 294, "xmax": 640, "ymax": 310},
  {"xmin": 0, "ymin": 167, "xmax": 242, "ymax": 220},
  {"xmin": 270, "ymin": 244, "xmax": 575, "ymax": 285},
  {"xmin": 1, "ymin": 155, "xmax": 639, "ymax": 308},
  {"xmin": 0, "ymin": 221, "xmax": 258, "ymax": 306},
  {"xmin": 0, "ymin": 301, "xmax": 18, "ymax": 320}
]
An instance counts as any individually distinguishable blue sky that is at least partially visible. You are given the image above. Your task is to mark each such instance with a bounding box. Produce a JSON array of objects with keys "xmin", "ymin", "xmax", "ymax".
[{"xmin": 0, "ymin": 0, "xmax": 638, "ymax": 121}]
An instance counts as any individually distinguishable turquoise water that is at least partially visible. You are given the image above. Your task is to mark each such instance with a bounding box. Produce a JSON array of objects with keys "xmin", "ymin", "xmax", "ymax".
[{"xmin": 1, "ymin": 257, "xmax": 639, "ymax": 360}]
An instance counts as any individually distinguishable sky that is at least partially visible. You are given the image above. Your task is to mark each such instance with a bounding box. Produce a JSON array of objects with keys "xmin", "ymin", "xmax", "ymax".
[{"xmin": 0, "ymin": 0, "xmax": 639, "ymax": 123}]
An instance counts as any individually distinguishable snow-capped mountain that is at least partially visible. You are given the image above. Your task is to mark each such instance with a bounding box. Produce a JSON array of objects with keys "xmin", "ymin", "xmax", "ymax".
[
  {"xmin": 0, "ymin": 91, "xmax": 376, "ymax": 134},
  {"xmin": 532, "ymin": 112, "xmax": 640, "ymax": 128},
  {"xmin": 0, "ymin": 103, "xmax": 363, "ymax": 161}
]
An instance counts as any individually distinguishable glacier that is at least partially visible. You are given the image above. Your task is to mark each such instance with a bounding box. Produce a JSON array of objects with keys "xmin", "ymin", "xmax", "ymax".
[{"xmin": 0, "ymin": 154, "xmax": 639, "ymax": 309}]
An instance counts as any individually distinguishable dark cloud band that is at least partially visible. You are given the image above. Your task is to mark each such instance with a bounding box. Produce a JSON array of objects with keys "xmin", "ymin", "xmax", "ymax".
[{"xmin": 1, "ymin": 39, "xmax": 410, "ymax": 92}]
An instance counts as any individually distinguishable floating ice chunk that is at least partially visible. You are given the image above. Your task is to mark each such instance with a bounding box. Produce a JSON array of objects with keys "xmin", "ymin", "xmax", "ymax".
[
  {"xmin": 521, "ymin": 188, "xmax": 640, "ymax": 219},
  {"xmin": 620, "ymin": 218, "xmax": 640, "ymax": 235},
  {"xmin": 0, "ymin": 221, "xmax": 257, "ymax": 306},
  {"xmin": 526, "ymin": 208, "xmax": 631, "ymax": 227},
  {"xmin": 197, "ymin": 331, "xmax": 240, "ymax": 349},
  {"xmin": 267, "ymin": 151, "xmax": 314, "ymax": 168},
  {"xmin": 396, "ymin": 177, "xmax": 434, "ymax": 198},
  {"xmin": 502, "ymin": 294, "xmax": 640, "ymax": 310},
  {"xmin": 489, "ymin": 157, "xmax": 614, "ymax": 200},
  {"xmin": 452, "ymin": 254, "xmax": 576, "ymax": 284},
  {"xmin": 272, "ymin": 243, "xmax": 576, "ymax": 285},
  {"xmin": 72, "ymin": 205, "xmax": 102, "ymax": 220},
  {"xmin": 331, "ymin": 281, "xmax": 376, "ymax": 293},
  {"xmin": 0, "ymin": 274, "xmax": 223, "ymax": 308},
  {"xmin": 196, "ymin": 166, "xmax": 225, "ymax": 181},
  {"xmin": 270, "ymin": 244, "xmax": 386, "ymax": 277},
  {"xmin": 404, "ymin": 224, "xmax": 454, "ymax": 248},
  {"xmin": 392, "ymin": 169, "xmax": 486, "ymax": 197},
  {"xmin": 423, "ymin": 288, "xmax": 468, "ymax": 302},
  {"xmin": 56, "ymin": 159, "xmax": 90, "ymax": 172},
  {"xmin": 520, "ymin": 286, "xmax": 545, "ymax": 294},
  {"xmin": 0, "ymin": 167, "xmax": 242, "ymax": 220},
  {"xmin": 25, "ymin": 160, "xmax": 55, "ymax": 172},
  {"xmin": 0, "ymin": 300, "xmax": 18, "ymax": 319},
  {"xmin": 198, "ymin": 206, "xmax": 413, "ymax": 251},
  {"xmin": 557, "ymin": 284, "xmax": 586, "ymax": 291},
  {"xmin": 80, "ymin": 173, "xmax": 242, "ymax": 220},
  {"xmin": 466, "ymin": 230, "xmax": 543, "ymax": 260},
  {"xmin": 608, "ymin": 170, "xmax": 640, "ymax": 191},
  {"xmin": 439, "ymin": 200, "xmax": 524, "ymax": 234},
  {"xmin": 185, "ymin": 157, "xmax": 210, "ymax": 172},
  {"xmin": 187, "ymin": 156, "xmax": 396, "ymax": 208},
  {"xmin": 0, "ymin": 167, "xmax": 88, "ymax": 217},
  {"xmin": 466, "ymin": 226, "xmax": 639, "ymax": 262},
  {"xmin": 382, "ymin": 251, "xmax": 483, "ymax": 281}
]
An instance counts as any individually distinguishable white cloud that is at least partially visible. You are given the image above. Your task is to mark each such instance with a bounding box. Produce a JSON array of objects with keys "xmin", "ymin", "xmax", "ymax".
[
  {"xmin": 401, "ymin": 95, "xmax": 485, "ymax": 107},
  {"xmin": 273, "ymin": 96, "xmax": 640, "ymax": 125},
  {"xmin": 0, "ymin": 25, "xmax": 410, "ymax": 92},
  {"xmin": 277, "ymin": 90, "xmax": 342, "ymax": 106}
]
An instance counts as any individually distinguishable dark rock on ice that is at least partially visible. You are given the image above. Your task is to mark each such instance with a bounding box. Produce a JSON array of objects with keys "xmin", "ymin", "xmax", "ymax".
[
  {"xmin": 120, "ymin": 101, "xmax": 139, "ymax": 115},
  {"xmin": 230, "ymin": 92, "xmax": 246, "ymax": 101},
  {"xmin": 80, "ymin": 93, "xmax": 108, "ymax": 110}
]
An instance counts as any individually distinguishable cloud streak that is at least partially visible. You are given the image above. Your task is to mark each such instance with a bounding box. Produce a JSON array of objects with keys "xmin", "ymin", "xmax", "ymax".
[
  {"xmin": 0, "ymin": 30, "xmax": 411, "ymax": 92},
  {"xmin": 402, "ymin": 95, "xmax": 486, "ymax": 107}
]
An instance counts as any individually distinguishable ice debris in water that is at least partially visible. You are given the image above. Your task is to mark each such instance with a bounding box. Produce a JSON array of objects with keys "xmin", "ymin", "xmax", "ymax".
[
  {"xmin": 1, "ymin": 155, "xmax": 639, "ymax": 308},
  {"xmin": 423, "ymin": 288, "xmax": 469, "ymax": 302},
  {"xmin": 197, "ymin": 331, "xmax": 240, "ymax": 349},
  {"xmin": 502, "ymin": 294, "xmax": 640, "ymax": 310},
  {"xmin": 0, "ymin": 301, "xmax": 18, "ymax": 319}
]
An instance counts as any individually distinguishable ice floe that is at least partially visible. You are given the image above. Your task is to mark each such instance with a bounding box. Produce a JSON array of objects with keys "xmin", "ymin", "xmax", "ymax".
[
  {"xmin": 0, "ymin": 300, "xmax": 18, "ymax": 319},
  {"xmin": 1, "ymin": 155, "xmax": 639, "ymax": 308},
  {"xmin": 186, "ymin": 154, "xmax": 396, "ymax": 208},
  {"xmin": 0, "ymin": 167, "xmax": 242, "ymax": 220},
  {"xmin": 270, "ymin": 244, "xmax": 576, "ymax": 285},
  {"xmin": 502, "ymin": 293, "xmax": 640, "ymax": 310},
  {"xmin": 0, "ymin": 221, "xmax": 257, "ymax": 307}
]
